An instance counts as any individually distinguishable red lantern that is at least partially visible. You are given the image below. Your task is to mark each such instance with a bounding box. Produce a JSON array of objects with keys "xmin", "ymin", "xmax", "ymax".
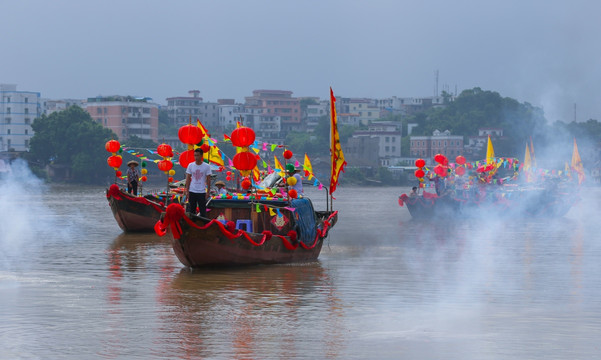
[
  {"xmin": 241, "ymin": 179, "xmax": 251, "ymax": 189},
  {"xmin": 158, "ymin": 160, "xmax": 173, "ymax": 172},
  {"xmin": 233, "ymin": 152, "xmax": 257, "ymax": 171},
  {"xmin": 288, "ymin": 189, "xmax": 298, "ymax": 199},
  {"xmin": 157, "ymin": 143, "xmax": 173, "ymax": 158},
  {"xmin": 283, "ymin": 149, "xmax": 293, "ymax": 159},
  {"xmin": 115, "ymin": 170, "xmax": 122, "ymax": 177},
  {"xmin": 434, "ymin": 154, "xmax": 445, "ymax": 164},
  {"xmin": 200, "ymin": 143, "xmax": 210, "ymax": 153},
  {"xmin": 178, "ymin": 124, "xmax": 203, "ymax": 145},
  {"xmin": 178, "ymin": 149, "xmax": 195, "ymax": 169},
  {"xmin": 140, "ymin": 176, "xmax": 147, "ymax": 182},
  {"xmin": 415, "ymin": 169, "xmax": 425, "ymax": 178},
  {"xmin": 226, "ymin": 176, "xmax": 232, "ymax": 181},
  {"xmin": 455, "ymin": 167, "xmax": 466, "ymax": 176},
  {"xmin": 230, "ymin": 127, "xmax": 256, "ymax": 147},
  {"xmin": 107, "ymin": 155, "xmax": 122, "ymax": 168},
  {"xmin": 434, "ymin": 164, "xmax": 446, "ymax": 176},
  {"xmin": 168, "ymin": 177, "xmax": 174, "ymax": 182},
  {"xmin": 455, "ymin": 155, "xmax": 466, "ymax": 165},
  {"xmin": 415, "ymin": 158, "xmax": 426, "ymax": 168},
  {"xmin": 105, "ymin": 140, "xmax": 120, "ymax": 153}
]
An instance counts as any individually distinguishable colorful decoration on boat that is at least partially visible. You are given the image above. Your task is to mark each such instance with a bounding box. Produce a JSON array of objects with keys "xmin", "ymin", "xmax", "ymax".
[{"xmin": 155, "ymin": 203, "xmax": 337, "ymax": 251}]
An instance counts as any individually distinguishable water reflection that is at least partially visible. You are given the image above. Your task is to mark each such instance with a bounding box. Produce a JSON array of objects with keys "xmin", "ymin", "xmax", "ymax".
[{"xmin": 156, "ymin": 263, "xmax": 344, "ymax": 359}]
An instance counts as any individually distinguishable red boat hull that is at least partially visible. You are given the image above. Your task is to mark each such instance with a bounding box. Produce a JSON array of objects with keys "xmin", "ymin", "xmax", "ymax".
[{"xmin": 106, "ymin": 186, "xmax": 165, "ymax": 232}]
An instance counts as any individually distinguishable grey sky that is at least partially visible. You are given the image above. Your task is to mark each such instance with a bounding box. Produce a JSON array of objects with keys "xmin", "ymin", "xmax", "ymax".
[{"xmin": 2, "ymin": 0, "xmax": 600, "ymax": 122}]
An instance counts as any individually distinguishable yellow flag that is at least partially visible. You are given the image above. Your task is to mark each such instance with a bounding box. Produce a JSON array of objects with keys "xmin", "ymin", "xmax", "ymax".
[
  {"xmin": 486, "ymin": 135, "xmax": 495, "ymax": 164},
  {"xmin": 273, "ymin": 155, "xmax": 284, "ymax": 173},
  {"xmin": 529, "ymin": 137, "xmax": 537, "ymax": 168},
  {"xmin": 523, "ymin": 143, "xmax": 532, "ymax": 183},
  {"xmin": 571, "ymin": 138, "xmax": 585, "ymax": 185},
  {"xmin": 329, "ymin": 87, "xmax": 347, "ymax": 195},
  {"xmin": 303, "ymin": 153, "xmax": 314, "ymax": 180},
  {"xmin": 252, "ymin": 165, "xmax": 260, "ymax": 182}
]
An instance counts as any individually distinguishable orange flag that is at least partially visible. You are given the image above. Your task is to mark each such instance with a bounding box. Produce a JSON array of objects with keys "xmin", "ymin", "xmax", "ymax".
[{"xmin": 329, "ymin": 87, "xmax": 346, "ymax": 195}]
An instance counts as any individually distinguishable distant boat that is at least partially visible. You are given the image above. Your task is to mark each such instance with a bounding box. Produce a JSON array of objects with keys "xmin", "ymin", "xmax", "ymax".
[
  {"xmin": 106, "ymin": 184, "xmax": 167, "ymax": 232},
  {"xmin": 399, "ymin": 137, "xmax": 579, "ymax": 219}
]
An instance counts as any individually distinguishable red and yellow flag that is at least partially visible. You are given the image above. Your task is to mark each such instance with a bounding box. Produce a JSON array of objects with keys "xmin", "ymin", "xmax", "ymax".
[
  {"xmin": 303, "ymin": 153, "xmax": 314, "ymax": 180},
  {"xmin": 329, "ymin": 87, "xmax": 346, "ymax": 195},
  {"xmin": 571, "ymin": 137, "xmax": 585, "ymax": 185},
  {"xmin": 196, "ymin": 119, "xmax": 211, "ymax": 138},
  {"xmin": 273, "ymin": 155, "xmax": 285, "ymax": 173},
  {"xmin": 196, "ymin": 119, "xmax": 224, "ymax": 166}
]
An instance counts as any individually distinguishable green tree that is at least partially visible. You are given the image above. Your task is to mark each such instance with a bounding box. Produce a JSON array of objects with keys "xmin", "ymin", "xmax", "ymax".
[
  {"xmin": 28, "ymin": 106, "xmax": 116, "ymax": 183},
  {"xmin": 158, "ymin": 108, "xmax": 178, "ymax": 137}
]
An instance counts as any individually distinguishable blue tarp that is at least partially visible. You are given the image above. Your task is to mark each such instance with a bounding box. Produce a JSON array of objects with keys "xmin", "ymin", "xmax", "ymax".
[{"xmin": 291, "ymin": 198, "xmax": 317, "ymax": 244}]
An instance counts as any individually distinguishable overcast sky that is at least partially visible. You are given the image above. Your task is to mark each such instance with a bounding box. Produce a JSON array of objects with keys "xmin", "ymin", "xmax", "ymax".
[{"xmin": 1, "ymin": 0, "xmax": 600, "ymax": 122}]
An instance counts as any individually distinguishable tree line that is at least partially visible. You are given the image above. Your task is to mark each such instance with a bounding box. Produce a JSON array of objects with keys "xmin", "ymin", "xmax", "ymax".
[{"xmin": 24, "ymin": 88, "xmax": 601, "ymax": 184}]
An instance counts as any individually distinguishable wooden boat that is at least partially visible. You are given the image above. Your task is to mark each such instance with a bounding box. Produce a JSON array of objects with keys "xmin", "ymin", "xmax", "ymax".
[
  {"xmin": 400, "ymin": 185, "xmax": 577, "ymax": 219},
  {"xmin": 155, "ymin": 197, "xmax": 338, "ymax": 267},
  {"xmin": 155, "ymin": 88, "xmax": 345, "ymax": 267},
  {"xmin": 106, "ymin": 184, "xmax": 167, "ymax": 232}
]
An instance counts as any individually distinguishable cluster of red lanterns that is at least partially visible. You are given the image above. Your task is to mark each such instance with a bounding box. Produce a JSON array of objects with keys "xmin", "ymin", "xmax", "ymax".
[
  {"xmin": 157, "ymin": 143, "xmax": 175, "ymax": 182},
  {"xmin": 178, "ymin": 124, "xmax": 204, "ymax": 169},
  {"xmin": 414, "ymin": 158, "xmax": 426, "ymax": 185},
  {"xmin": 105, "ymin": 140, "xmax": 123, "ymax": 177},
  {"xmin": 432, "ymin": 153, "xmax": 450, "ymax": 178},
  {"xmin": 231, "ymin": 126, "xmax": 257, "ymax": 177},
  {"xmin": 455, "ymin": 155, "xmax": 466, "ymax": 176}
]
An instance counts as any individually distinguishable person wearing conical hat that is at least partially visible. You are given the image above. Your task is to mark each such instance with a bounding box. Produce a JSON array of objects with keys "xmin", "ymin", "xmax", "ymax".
[
  {"xmin": 214, "ymin": 180, "xmax": 228, "ymax": 195},
  {"xmin": 126, "ymin": 160, "xmax": 140, "ymax": 195}
]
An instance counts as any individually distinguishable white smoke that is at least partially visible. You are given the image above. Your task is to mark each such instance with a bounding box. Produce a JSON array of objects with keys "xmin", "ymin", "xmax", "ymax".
[{"xmin": 0, "ymin": 159, "xmax": 54, "ymax": 270}]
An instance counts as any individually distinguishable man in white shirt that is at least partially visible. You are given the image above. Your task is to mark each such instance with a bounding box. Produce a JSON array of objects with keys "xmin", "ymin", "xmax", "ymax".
[{"xmin": 184, "ymin": 148, "xmax": 212, "ymax": 216}]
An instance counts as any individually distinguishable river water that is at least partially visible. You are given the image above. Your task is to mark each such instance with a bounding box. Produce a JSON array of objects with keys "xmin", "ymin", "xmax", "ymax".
[{"xmin": 1, "ymin": 165, "xmax": 600, "ymax": 359}]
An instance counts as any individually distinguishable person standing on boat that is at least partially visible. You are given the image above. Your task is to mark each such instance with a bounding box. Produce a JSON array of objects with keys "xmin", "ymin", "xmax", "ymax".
[
  {"xmin": 126, "ymin": 160, "xmax": 141, "ymax": 195},
  {"xmin": 285, "ymin": 164, "xmax": 303, "ymax": 195},
  {"xmin": 184, "ymin": 148, "xmax": 212, "ymax": 216}
]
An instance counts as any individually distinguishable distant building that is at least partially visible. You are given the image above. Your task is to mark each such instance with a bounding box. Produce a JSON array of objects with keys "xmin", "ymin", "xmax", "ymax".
[
  {"xmin": 465, "ymin": 128, "xmax": 505, "ymax": 156},
  {"xmin": 351, "ymin": 121, "xmax": 402, "ymax": 165},
  {"xmin": 304, "ymin": 100, "xmax": 328, "ymax": 132},
  {"xmin": 344, "ymin": 136, "xmax": 380, "ymax": 166},
  {"xmin": 410, "ymin": 129, "xmax": 464, "ymax": 161},
  {"xmin": 336, "ymin": 97, "xmax": 380, "ymax": 125},
  {"xmin": 218, "ymin": 99, "xmax": 246, "ymax": 131},
  {"xmin": 0, "ymin": 84, "xmax": 40, "ymax": 152},
  {"xmin": 166, "ymin": 90, "xmax": 219, "ymax": 129},
  {"xmin": 244, "ymin": 89, "xmax": 301, "ymax": 138},
  {"xmin": 377, "ymin": 95, "xmax": 452, "ymax": 117},
  {"xmin": 85, "ymin": 95, "xmax": 159, "ymax": 143},
  {"xmin": 41, "ymin": 98, "xmax": 84, "ymax": 116}
]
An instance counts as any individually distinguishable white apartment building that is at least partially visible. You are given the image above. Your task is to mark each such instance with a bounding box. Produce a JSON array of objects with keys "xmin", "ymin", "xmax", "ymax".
[{"xmin": 0, "ymin": 84, "xmax": 41, "ymax": 152}]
